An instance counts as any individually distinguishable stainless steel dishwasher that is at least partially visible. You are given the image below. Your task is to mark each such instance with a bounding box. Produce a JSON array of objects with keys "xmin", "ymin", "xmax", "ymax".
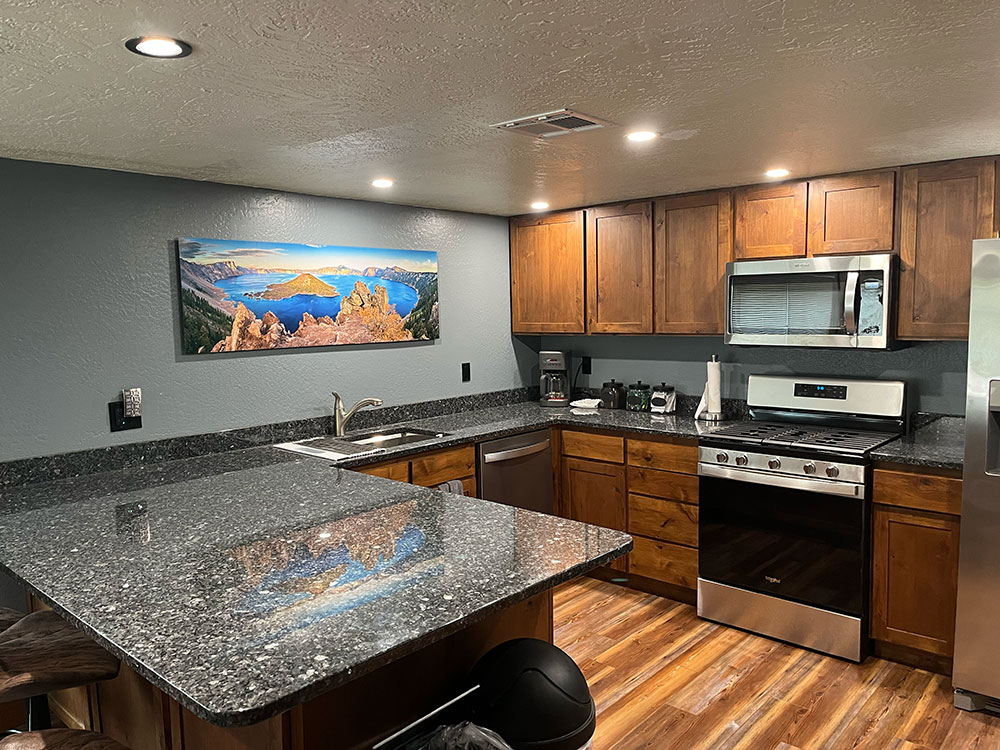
[{"xmin": 477, "ymin": 430, "xmax": 554, "ymax": 514}]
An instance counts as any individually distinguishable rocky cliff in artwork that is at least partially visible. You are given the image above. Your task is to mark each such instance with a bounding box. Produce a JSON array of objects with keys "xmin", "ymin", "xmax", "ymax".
[{"xmin": 210, "ymin": 282, "xmax": 412, "ymax": 352}]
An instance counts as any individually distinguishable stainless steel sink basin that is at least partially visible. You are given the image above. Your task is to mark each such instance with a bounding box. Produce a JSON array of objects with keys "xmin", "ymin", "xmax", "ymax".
[
  {"xmin": 343, "ymin": 429, "xmax": 447, "ymax": 449},
  {"xmin": 275, "ymin": 428, "xmax": 448, "ymax": 460}
]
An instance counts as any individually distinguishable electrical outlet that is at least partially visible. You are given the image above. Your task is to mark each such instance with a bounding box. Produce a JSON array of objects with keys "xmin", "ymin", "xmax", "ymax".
[
  {"xmin": 109, "ymin": 401, "xmax": 142, "ymax": 432},
  {"xmin": 461, "ymin": 362, "xmax": 471, "ymax": 382},
  {"xmin": 581, "ymin": 356, "xmax": 592, "ymax": 375}
]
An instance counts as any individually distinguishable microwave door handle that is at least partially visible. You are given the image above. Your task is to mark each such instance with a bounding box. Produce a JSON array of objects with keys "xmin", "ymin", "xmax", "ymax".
[{"xmin": 844, "ymin": 271, "xmax": 859, "ymax": 335}]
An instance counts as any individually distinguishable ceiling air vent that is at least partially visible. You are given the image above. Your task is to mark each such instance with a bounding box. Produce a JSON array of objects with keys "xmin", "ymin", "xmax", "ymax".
[{"xmin": 490, "ymin": 109, "xmax": 613, "ymax": 138}]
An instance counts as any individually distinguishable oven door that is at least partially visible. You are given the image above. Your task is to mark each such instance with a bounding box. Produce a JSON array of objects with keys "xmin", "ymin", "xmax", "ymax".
[{"xmin": 698, "ymin": 467, "xmax": 868, "ymax": 617}]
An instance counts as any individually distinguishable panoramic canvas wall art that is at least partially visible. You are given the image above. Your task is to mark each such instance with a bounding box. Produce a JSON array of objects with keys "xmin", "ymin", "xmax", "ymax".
[{"xmin": 178, "ymin": 238, "xmax": 439, "ymax": 354}]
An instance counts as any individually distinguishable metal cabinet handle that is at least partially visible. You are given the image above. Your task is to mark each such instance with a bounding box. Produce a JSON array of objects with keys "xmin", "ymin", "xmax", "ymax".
[
  {"xmin": 844, "ymin": 271, "xmax": 859, "ymax": 335},
  {"xmin": 482, "ymin": 440, "xmax": 550, "ymax": 463}
]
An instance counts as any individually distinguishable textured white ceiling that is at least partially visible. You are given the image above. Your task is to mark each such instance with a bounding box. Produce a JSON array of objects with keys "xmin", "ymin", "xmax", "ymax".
[{"xmin": 4, "ymin": 0, "xmax": 1000, "ymax": 215}]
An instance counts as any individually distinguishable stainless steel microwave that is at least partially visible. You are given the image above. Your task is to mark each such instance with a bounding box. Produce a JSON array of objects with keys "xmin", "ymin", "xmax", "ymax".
[{"xmin": 725, "ymin": 254, "xmax": 895, "ymax": 349}]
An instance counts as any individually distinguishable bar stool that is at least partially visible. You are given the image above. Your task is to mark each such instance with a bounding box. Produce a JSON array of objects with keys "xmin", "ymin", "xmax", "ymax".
[
  {"xmin": 0, "ymin": 729, "xmax": 129, "ymax": 749},
  {"xmin": 0, "ymin": 610, "xmax": 120, "ymax": 732}
]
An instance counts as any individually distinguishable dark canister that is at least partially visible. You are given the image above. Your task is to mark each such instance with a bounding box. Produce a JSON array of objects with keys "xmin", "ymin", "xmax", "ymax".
[
  {"xmin": 626, "ymin": 381, "xmax": 651, "ymax": 412},
  {"xmin": 600, "ymin": 379, "xmax": 626, "ymax": 409}
]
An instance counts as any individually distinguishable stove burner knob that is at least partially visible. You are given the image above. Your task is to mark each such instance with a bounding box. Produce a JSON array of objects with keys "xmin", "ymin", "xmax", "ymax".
[
  {"xmin": 826, "ymin": 465, "xmax": 840, "ymax": 478},
  {"xmin": 735, "ymin": 455, "xmax": 748, "ymax": 466},
  {"xmin": 803, "ymin": 462, "xmax": 817, "ymax": 475},
  {"xmin": 716, "ymin": 452, "xmax": 729, "ymax": 464},
  {"xmin": 767, "ymin": 458, "xmax": 781, "ymax": 470}
]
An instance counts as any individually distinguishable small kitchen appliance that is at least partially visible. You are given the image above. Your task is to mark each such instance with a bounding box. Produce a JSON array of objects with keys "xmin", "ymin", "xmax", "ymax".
[
  {"xmin": 726, "ymin": 253, "xmax": 895, "ymax": 349},
  {"xmin": 600, "ymin": 379, "xmax": 626, "ymax": 409},
  {"xmin": 539, "ymin": 351, "xmax": 571, "ymax": 407},
  {"xmin": 697, "ymin": 374, "xmax": 906, "ymax": 662}
]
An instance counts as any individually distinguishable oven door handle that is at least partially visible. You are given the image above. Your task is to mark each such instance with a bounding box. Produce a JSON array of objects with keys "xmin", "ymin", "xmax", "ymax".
[{"xmin": 698, "ymin": 463, "xmax": 865, "ymax": 499}]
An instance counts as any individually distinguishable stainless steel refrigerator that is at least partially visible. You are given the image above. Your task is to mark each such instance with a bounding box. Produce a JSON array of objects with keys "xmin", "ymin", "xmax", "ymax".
[{"xmin": 954, "ymin": 238, "xmax": 1000, "ymax": 711}]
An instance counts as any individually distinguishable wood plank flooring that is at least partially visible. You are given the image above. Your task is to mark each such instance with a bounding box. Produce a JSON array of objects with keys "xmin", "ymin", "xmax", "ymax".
[{"xmin": 553, "ymin": 577, "xmax": 1000, "ymax": 749}]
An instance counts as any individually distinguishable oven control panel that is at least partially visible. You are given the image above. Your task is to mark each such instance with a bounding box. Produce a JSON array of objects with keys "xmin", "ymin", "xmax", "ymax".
[
  {"xmin": 794, "ymin": 383, "xmax": 847, "ymax": 400},
  {"xmin": 697, "ymin": 447, "xmax": 865, "ymax": 485}
]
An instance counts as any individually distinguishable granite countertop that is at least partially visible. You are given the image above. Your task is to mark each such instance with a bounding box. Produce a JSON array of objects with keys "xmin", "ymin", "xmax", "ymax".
[
  {"xmin": 871, "ymin": 416, "xmax": 966, "ymax": 471},
  {"xmin": 331, "ymin": 401, "xmax": 730, "ymax": 469},
  {"xmin": 0, "ymin": 447, "xmax": 630, "ymax": 727}
]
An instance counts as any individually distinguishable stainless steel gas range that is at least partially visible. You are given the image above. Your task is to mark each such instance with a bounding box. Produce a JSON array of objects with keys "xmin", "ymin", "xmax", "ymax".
[{"xmin": 696, "ymin": 374, "xmax": 906, "ymax": 662}]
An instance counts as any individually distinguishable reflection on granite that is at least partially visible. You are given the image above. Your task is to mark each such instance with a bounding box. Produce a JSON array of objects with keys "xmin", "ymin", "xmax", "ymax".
[
  {"xmin": 0, "ymin": 448, "xmax": 630, "ymax": 727},
  {"xmin": 872, "ymin": 416, "xmax": 966, "ymax": 470}
]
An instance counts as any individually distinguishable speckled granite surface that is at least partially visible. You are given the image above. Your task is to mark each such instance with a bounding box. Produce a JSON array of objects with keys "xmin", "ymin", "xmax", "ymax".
[
  {"xmin": 872, "ymin": 416, "xmax": 966, "ymax": 470},
  {"xmin": 0, "ymin": 449, "xmax": 630, "ymax": 727},
  {"xmin": 332, "ymin": 402, "xmax": 730, "ymax": 469}
]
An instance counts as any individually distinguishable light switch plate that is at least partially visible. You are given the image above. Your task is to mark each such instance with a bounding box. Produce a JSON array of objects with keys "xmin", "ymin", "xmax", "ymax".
[{"xmin": 123, "ymin": 387, "xmax": 142, "ymax": 418}]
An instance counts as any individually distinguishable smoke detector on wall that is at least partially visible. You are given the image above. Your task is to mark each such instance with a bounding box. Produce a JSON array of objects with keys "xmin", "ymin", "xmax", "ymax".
[{"xmin": 490, "ymin": 109, "xmax": 613, "ymax": 138}]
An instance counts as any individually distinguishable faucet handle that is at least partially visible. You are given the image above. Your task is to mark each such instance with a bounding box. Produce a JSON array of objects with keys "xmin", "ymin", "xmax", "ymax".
[{"xmin": 331, "ymin": 391, "xmax": 343, "ymax": 403}]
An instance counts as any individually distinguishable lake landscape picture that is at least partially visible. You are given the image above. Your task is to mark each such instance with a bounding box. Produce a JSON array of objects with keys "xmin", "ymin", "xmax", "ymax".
[{"xmin": 178, "ymin": 238, "xmax": 439, "ymax": 354}]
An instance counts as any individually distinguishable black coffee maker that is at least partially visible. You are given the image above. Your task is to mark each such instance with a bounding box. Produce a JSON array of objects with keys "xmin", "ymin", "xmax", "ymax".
[{"xmin": 539, "ymin": 351, "xmax": 570, "ymax": 407}]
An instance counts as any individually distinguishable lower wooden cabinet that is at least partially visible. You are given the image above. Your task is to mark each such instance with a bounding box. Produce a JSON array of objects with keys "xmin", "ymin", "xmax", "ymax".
[
  {"xmin": 357, "ymin": 445, "xmax": 476, "ymax": 496},
  {"xmin": 629, "ymin": 537, "xmax": 698, "ymax": 589},
  {"xmin": 871, "ymin": 466, "xmax": 962, "ymax": 661},
  {"xmin": 871, "ymin": 505, "xmax": 960, "ymax": 656},
  {"xmin": 561, "ymin": 456, "xmax": 626, "ymax": 570}
]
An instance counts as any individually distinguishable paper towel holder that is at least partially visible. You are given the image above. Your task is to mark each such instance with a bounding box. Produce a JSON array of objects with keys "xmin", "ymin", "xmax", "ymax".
[{"xmin": 696, "ymin": 354, "xmax": 725, "ymax": 422}]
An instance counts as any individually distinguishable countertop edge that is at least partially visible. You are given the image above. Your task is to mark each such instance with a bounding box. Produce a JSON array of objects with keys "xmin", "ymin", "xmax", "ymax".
[{"xmin": 4, "ymin": 536, "xmax": 633, "ymax": 728}]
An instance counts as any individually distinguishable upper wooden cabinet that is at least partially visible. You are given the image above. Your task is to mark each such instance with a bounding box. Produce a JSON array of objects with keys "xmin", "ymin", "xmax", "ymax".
[
  {"xmin": 509, "ymin": 210, "xmax": 585, "ymax": 333},
  {"xmin": 733, "ymin": 181, "xmax": 807, "ymax": 259},
  {"xmin": 585, "ymin": 202, "xmax": 653, "ymax": 333},
  {"xmin": 654, "ymin": 191, "xmax": 733, "ymax": 334},
  {"xmin": 897, "ymin": 158, "xmax": 996, "ymax": 340},
  {"xmin": 807, "ymin": 171, "xmax": 895, "ymax": 255}
]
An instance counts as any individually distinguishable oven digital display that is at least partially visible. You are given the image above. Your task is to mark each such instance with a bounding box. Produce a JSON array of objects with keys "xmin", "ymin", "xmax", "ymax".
[{"xmin": 794, "ymin": 383, "xmax": 847, "ymax": 400}]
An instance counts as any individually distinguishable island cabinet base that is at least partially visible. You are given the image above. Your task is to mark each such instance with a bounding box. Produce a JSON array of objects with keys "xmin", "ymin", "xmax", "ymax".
[{"xmin": 59, "ymin": 590, "xmax": 553, "ymax": 750}]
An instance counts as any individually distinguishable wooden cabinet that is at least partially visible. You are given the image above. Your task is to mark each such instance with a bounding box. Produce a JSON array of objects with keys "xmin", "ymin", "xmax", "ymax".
[
  {"xmin": 807, "ymin": 170, "xmax": 895, "ymax": 255},
  {"xmin": 358, "ymin": 460, "xmax": 410, "ymax": 482},
  {"xmin": 585, "ymin": 202, "xmax": 653, "ymax": 333},
  {"xmin": 629, "ymin": 537, "xmax": 698, "ymax": 589},
  {"xmin": 357, "ymin": 446, "xmax": 476, "ymax": 496},
  {"xmin": 872, "ymin": 505, "xmax": 960, "ymax": 657},
  {"xmin": 561, "ymin": 457, "xmax": 627, "ymax": 570},
  {"xmin": 626, "ymin": 437, "xmax": 698, "ymax": 475},
  {"xmin": 653, "ymin": 191, "xmax": 733, "ymax": 334},
  {"xmin": 509, "ymin": 211, "xmax": 585, "ymax": 333},
  {"xmin": 898, "ymin": 158, "xmax": 996, "ymax": 340},
  {"xmin": 734, "ymin": 181, "xmax": 807, "ymax": 259},
  {"xmin": 561, "ymin": 430, "xmax": 624, "ymax": 463},
  {"xmin": 871, "ymin": 467, "xmax": 962, "ymax": 661}
]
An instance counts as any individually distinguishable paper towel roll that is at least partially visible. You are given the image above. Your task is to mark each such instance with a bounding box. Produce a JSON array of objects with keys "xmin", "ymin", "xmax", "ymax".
[{"xmin": 696, "ymin": 355, "xmax": 723, "ymax": 420}]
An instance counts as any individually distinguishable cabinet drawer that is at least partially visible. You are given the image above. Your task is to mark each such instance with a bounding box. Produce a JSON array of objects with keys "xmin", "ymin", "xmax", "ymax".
[
  {"xmin": 627, "ymin": 467, "xmax": 699, "ymax": 504},
  {"xmin": 626, "ymin": 438, "xmax": 697, "ymax": 475},
  {"xmin": 873, "ymin": 468, "xmax": 962, "ymax": 516},
  {"xmin": 629, "ymin": 537, "xmax": 698, "ymax": 589},
  {"xmin": 561, "ymin": 431, "xmax": 624, "ymax": 463},
  {"xmin": 358, "ymin": 461, "xmax": 410, "ymax": 482},
  {"xmin": 411, "ymin": 445, "xmax": 476, "ymax": 487},
  {"xmin": 628, "ymin": 494, "xmax": 698, "ymax": 547}
]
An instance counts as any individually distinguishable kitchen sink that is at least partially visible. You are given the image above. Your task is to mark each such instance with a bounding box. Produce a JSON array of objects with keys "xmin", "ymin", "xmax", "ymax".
[
  {"xmin": 343, "ymin": 429, "xmax": 447, "ymax": 449},
  {"xmin": 275, "ymin": 428, "xmax": 448, "ymax": 460}
]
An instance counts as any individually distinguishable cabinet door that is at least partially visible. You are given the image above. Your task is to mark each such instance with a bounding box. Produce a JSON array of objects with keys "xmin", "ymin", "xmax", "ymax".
[
  {"xmin": 510, "ymin": 211, "xmax": 585, "ymax": 333},
  {"xmin": 585, "ymin": 202, "xmax": 653, "ymax": 333},
  {"xmin": 898, "ymin": 158, "xmax": 996, "ymax": 340},
  {"xmin": 734, "ymin": 181, "xmax": 807, "ymax": 259},
  {"xmin": 807, "ymin": 171, "xmax": 895, "ymax": 255},
  {"xmin": 654, "ymin": 191, "xmax": 733, "ymax": 334},
  {"xmin": 561, "ymin": 457, "xmax": 626, "ymax": 570},
  {"xmin": 871, "ymin": 506, "xmax": 960, "ymax": 656}
]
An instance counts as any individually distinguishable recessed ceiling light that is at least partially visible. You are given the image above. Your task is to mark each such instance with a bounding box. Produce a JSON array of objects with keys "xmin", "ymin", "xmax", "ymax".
[
  {"xmin": 125, "ymin": 36, "xmax": 192, "ymax": 59},
  {"xmin": 371, "ymin": 178, "xmax": 394, "ymax": 188},
  {"xmin": 765, "ymin": 168, "xmax": 790, "ymax": 178},
  {"xmin": 626, "ymin": 131, "xmax": 659, "ymax": 142},
  {"xmin": 530, "ymin": 201, "xmax": 549, "ymax": 211}
]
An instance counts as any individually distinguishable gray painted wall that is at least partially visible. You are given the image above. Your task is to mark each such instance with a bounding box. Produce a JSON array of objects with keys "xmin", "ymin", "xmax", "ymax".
[
  {"xmin": 0, "ymin": 158, "xmax": 534, "ymax": 462},
  {"xmin": 540, "ymin": 336, "xmax": 969, "ymax": 415}
]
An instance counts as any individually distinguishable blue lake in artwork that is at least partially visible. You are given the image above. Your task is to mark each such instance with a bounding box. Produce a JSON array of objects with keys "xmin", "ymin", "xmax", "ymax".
[{"xmin": 213, "ymin": 273, "xmax": 419, "ymax": 331}]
